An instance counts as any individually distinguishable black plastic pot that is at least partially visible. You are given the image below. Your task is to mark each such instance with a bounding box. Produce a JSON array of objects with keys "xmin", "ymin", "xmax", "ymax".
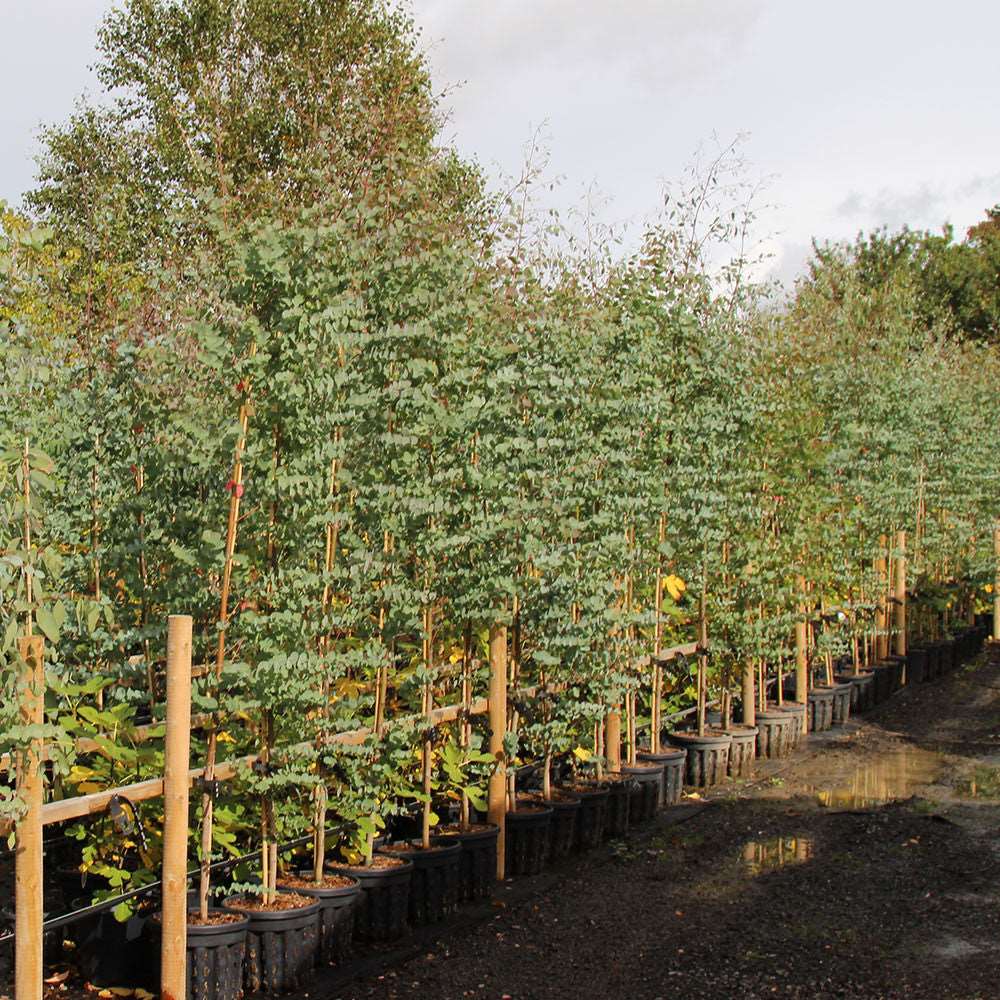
[
  {"xmin": 835, "ymin": 672, "xmax": 875, "ymax": 713},
  {"xmin": 222, "ymin": 894, "xmax": 320, "ymax": 996},
  {"xmin": 886, "ymin": 654, "xmax": 907, "ymax": 690},
  {"xmin": 565, "ymin": 785, "xmax": 610, "ymax": 849},
  {"xmin": 620, "ymin": 763, "xmax": 664, "ymax": 822},
  {"xmin": 436, "ymin": 824, "xmax": 499, "ymax": 901},
  {"xmin": 602, "ymin": 776, "xmax": 632, "ymax": 837},
  {"xmin": 666, "ymin": 730, "xmax": 732, "ymax": 787},
  {"xmin": 871, "ymin": 661, "xmax": 895, "ymax": 703},
  {"xmin": 536, "ymin": 795, "xmax": 581, "ymax": 860},
  {"xmin": 637, "ymin": 747, "xmax": 686, "ymax": 806},
  {"xmin": 325, "ymin": 858, "xmax": 412, "ymax": 944},
  {"xmin": 906, "ymin": 647, "xmax": 928, "ymax": 685},
  {"xmin": 752, "ymin": 710, "xmax": 791, "ymax": 759},
  {"xmin": 150, "ymin": 911, "xmax": 249, "ymax": 1000},
  {"xmin": 807, "ymin": 686, "xmax": 835, "ymax": 732},
  {"xmin": 939, "ymin": 639, "xmax": 956, "ymax": 674},
  {"xmin": 276, "ymin": 873, "xmax": 360, "ymax": 967},
  {"xmin": 505, "ymin": 805, "xmax": 553, "ymax": 877},
  {"xmin": 922, "ymin": 642, "xmax": 940, "ymax": 680},
  {"xmin": 723, "ymin": 726, "xmax": 757, "ymax": 779},
  {"xmin": 774, "ymin": 702, "xmax": 806, "ymax": 745},
  {"xmin": 831, "ymin": 682, "xmax": 852, "ymax": 726},
  {"xmin": 375, "ymin": 840, "xmax": 461, "ymax": 925},
  {"xmin": 71, "ymin": 896, "xmax": 150, "ymax": 988}
]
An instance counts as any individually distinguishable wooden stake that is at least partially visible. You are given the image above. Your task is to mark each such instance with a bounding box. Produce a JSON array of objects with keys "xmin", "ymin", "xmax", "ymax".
[
  {"xmin": 742, "ymin": 660, "xmax": 755, "ymax": 726},
  {"xmin": 794, "ymin": 574, "xmax": 807, "ymax": 707},
  {"xmin": 605, "ymin": 709, "xmax": 622, "ymax": 772},
  {"xmin": 487, "ymin": 624, "xmax": 507, "ymax": 880},
  {"xmin": 161, "ymin": 616, "xmax": 193, "ymax": 1000},
  {"xmin": 894, "ymin": 530, "xmax": 907, "ymax": 659},
  {"xmin": 993, "ymin": 525, "xmax": 1000, "ymax": 641},
  {"xmin": 15, "ymin": 635, "xmax": 43, "ymax": 1000},
  {"xmin": 876, "ymin": 535, "xmax": 889, "ymax": 660}
]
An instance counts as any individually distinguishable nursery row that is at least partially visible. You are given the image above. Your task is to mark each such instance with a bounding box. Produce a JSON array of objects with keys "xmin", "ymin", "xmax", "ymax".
[{"xmin": 5, "ymin": 609, "xmax": 988, "ymax": 1000}]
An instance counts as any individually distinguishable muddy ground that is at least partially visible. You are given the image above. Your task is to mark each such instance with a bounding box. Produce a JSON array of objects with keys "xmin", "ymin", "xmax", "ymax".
[{"xmin": 327, "ymin": 655, "xmax": 1000, "ymax": 1000}]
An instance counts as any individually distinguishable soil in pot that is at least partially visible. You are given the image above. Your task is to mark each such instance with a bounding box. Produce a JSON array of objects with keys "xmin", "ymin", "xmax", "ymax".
[
  {"xmin": 666, "ymin": 730, "xmax": 732, "ymax": 787},
  {"xmin": 435, "ymin": 823, "xmax": 499, "ymax": 902},
  {"xmin": 375, "ymin": 840, "xmax": 461, "ymax": 925},
  {"xmin": 222, "ymin": 892, "xmax": 320, "ymax": 996},
  {"xmin": 504, "ymin": 803, "xmax": 554, "ymax": 877},
  {"xmin": 276, "ymin": 873, "xmax": 359, "ymax": 967},
  {"xmin": 722, "ymin": 726, "xmax": 757, "ymax": 779},
  {"xmin": 325, "ymin": 855, "xmax": 412, "ymax": 944},
  {"xmin": 523, "ymin": 790, "xmax": 581, "ymax": 861},
  {"xmin": 149, "ymin": 910, "xmax": 248, "ymax": 1000},
  {"xmin": 619, "ymin": 763, "xmax": 665, "ymax": 822},
  {"xmin": 560, "ymin": 783, "xmax": 610, "ymax": 849},
  {"xmin": 637, "ymin": 747, "xmax": 687, "ymax": 807}
]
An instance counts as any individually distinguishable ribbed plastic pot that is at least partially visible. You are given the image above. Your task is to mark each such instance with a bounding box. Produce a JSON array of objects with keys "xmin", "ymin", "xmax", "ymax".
[
  {"xmin": 375, "ymin": 840, "xmax": 461, "ymax": 926},
  {"xmin": 722, "ymin": 726, "xmax": 757, "ymax": 778},
  {"xmin": 940, "ymin": 639, "xmax": 956, "ymax": 674},
  {"xmin": 620, "ymin": 763, "xmax": 665, "ymax": 822},
  {"xmin": 564, "ymin": 784, "xmax": 610, "ymax": 848},
  {"xmin": 885, "ymin": 654, "xmax": 906, "ymax": 691},
  {"xmin": 870, "ymin": 661, "xmax": 895, "ymax": 703},
  {"xmin": 150, "ymin": 911, "xmax": 248, "ymax": 1000},
  {"xmin": 520, "ymin": 792, "xmax": 582, "ymax": 860},
  {"xmin": 637, "ymin": 747, "xmax": 687, "ymax": 806},
  {"xmin": 602, "ymin": 776, "xmax": 632, "ymax": 837},
  {"xmin": 841, "ymin": 672, "xmax": 875, "ymax": 713},
  {"xmin": 71, "ymin": 896, "xmax": 149, "ymax": 988},
  {"xmin": 221, "ymin": 895, "xmax": 320, "ymax": 996},
  {"xmin": 276, "ymin": 874, "xmax": 359, "ymax": 968},
  {"xmin": 906, "ymin": 647, "xmax": 928, "ymax": 685},
  {"xmin": 325, "ymin": 858, "xmax": 412, "ymax": 944},
  {"xmin": 773, "ymin": 703, "xmax": 806, "ymax": 746},
  {"xmin": 752, "ymin": 710, "xmax": 791, "ymax": 759},
  {"xmin": 666, "ymin": 730, "xmax": 732, "ymax": 787},
  {"xmin": 831, "ymin": 683, "xmax": 852, "ymax": 726},
  {"xmin": 505, "ymin": 805, "xmax": 554, "ymax": 876},
  {"xmin": 807, "ymin": 686, "xmax": 836, "ymax": 731},
  {"xmin": 436, "ymin": 824, "xmax": 499, "ymax": 902},
  {"xmin": 925, "ymin": 642, "xmax": 943, "ymax": 680}
]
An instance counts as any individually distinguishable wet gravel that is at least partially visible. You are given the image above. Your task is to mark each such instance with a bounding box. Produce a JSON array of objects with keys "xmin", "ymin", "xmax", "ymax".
[{"xmin": 326, "ymin": 656, "xmax": 1000, "ymax": 1000}]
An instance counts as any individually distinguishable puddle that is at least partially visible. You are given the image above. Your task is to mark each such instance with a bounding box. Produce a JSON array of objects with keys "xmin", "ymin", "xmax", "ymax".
[
  {"xmin": 814, "ymin": 748, "xmax": 941, "ymax": 809},
  {"xmin": 956, "ymin": 765, "xmax": 1000, "ymax": 799},
  {"xmin": 740, "ymin": 836, "xmax": 814, "ymax": 875}
]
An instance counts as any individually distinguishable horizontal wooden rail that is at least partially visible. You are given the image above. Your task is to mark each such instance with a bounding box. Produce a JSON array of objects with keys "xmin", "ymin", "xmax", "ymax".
[{"xmin": 1, "ymin": 640, "xmax": 698, "ymax": 829}]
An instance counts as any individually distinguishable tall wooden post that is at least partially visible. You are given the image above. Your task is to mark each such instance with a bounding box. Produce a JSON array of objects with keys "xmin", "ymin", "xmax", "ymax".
[
  {"xmin": 16, "ymin": 635, "xmax": 44, "ymax": 1000},
  {"xmin": 993, "ymin": 525, "xmax": 1000, "ymax": 641},
  {"xmin": 876, "ymin": 535, "xmax": 889, "ymax": 660},
  {"xmin": 741, "ymin": 661, "xmax": 756, "ymax": 726},
  {"xmin": 794, "ymin": 575, "xmax": 808, "ymax": 723},
  {"xmin": 161, "ymin": 615, "xmax": 193, "ymax": 1000},
  {"xmin": 605, "ymin": 709, "xmax": 622, "ymax": 772},
  {"xmin": 893, "ymin": 531, "xmax": 907, "ymax": 659},
  {"xmin": 487, "ymin": 624, "xmax": 508, "ymax": 880}
]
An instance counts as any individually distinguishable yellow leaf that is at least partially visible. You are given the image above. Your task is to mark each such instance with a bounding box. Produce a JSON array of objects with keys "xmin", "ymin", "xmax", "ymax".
[
  {"xmin": 217, "ymin": 731, "xmax": 235, "ymax": 744},
  {"xmin": 572, "ymin": 746, "xmax": 591, "ymax": 762},
  {"xmin": 110, "ymin": 989, "xmax": 134, "ymax": 997},
  {"xmin": 664, "ymin": 575, "xmax": 686, "ymax": 601}
]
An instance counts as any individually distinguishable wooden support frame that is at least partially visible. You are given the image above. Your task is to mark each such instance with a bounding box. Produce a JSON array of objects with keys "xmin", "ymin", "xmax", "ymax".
[
  {"xmin": 15, "ymin": 635, "xmax": 44, "ymax": 1000},
  {"xmin": 487, "ymin": 624, "xmax": 508, "ymax": 880}
]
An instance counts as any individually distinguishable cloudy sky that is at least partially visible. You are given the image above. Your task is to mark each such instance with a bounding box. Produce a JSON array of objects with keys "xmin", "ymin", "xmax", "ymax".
[{"xmin": 3, "ymin": 1, "xmax": 998, "ymax": 285}]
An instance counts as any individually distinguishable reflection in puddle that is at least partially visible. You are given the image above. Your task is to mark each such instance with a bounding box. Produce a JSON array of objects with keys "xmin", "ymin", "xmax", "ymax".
[
  {"xmin": 815, "ymin": 749, "xmax": 941, "ymax": 809},
  {"xmin": 741, "ymin": 836, "xmax": 814, "ymax": 875}
]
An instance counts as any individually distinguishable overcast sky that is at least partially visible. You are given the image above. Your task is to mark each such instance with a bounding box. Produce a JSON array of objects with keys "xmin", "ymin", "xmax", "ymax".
[{"xmin": 3, "ymin": 1, "xmax": 999, "ymax": 285}]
